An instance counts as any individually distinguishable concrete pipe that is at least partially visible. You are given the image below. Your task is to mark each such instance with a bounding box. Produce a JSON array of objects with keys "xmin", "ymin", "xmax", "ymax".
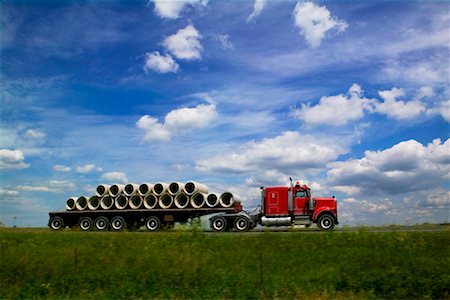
[
  {"xmin": 138, "ymin": 183, "xmax": 153, "ymax": 196},
  {"xmin": 96, "ymin": 184, "xmax": 110, "ymax": 197},
  {"xmin": 115, "ymin": 195, "xmax": 128, "ymax": 210},
  {"xmin": 129, "ymin": 194, "xmax": 143, "ymax": 209},
  {"xmin": 219, "ymin": 192, "xmax": 241, "ymax": 208},
  {"xmin": 100, "ymin": 195, "xmax": 114, "ymax": 210},
  {"xmin": 206, "ymin": 193, "xmax": 220, "ymax": 208},
  {"xmin": 175, "ymin": 192, "xmax": 189, "ymax": 209},
  {"xmin": 66, "ymin": 197, "xmax": 77, "ymax": 211},
  {"xmin": 75, "ymin": 196, "xmax": 88, "ymax": 211},
  {"xmin": 124, "ymin": 183, "xmax": 139, "ymax": 196},
  {"xmin": 190, "ymin": 192, "xmax": 206, "ymax": 209},
  {"xmin": 109, "ymin": 184, "xmax": 125, "ymax": 197},
  {"xmin": 184, "ymin": 181, "xmax": 208, "ymax": 195},
  {"xmin": 153, "ymin": 182, "xmax": 169, "ymax": 196},
  {"xmin": 88, "ymin": 196, "xmax": 100, "ymax": 210},
  {"xmin": 159, "ymin": 193, "xmax": 174, "ymax": 209},
  {"xmin": 169, "ymin": 182, "xmax": 185, "ymax": 196},
  {"xmin": 144, "ymin": 193, "xmax": 158, "ymax": 209}
]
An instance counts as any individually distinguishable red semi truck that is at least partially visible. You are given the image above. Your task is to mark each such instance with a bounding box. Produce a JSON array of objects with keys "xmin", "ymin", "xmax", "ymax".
[{"xmin": 48, "ymin": 179, "xmax": 338, "ymax": 231}]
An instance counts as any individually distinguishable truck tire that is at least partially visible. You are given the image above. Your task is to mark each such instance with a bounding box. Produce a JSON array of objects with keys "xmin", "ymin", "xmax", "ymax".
[
  {"xmin": 318, "ymin": 214, "xmax": 334, "ymax": 230},
  {"xmin": 49, "ymin": 216, "xmax": 64, "ymax": 230},
  {"xmin": 145, "ymin": 216, "xmax": 161, "ymax": 231},
  {"xmin": 79, "ymin": 217, "xmax": 93, "ymax": 231},
  {"xmin": 110, "ymin": 216, "xmax": 125, "ymax": 231},
  {"xmin": 94, "ymin": 216, "xmax": 109, "ymax": 231},
  {"xmin": 211, "ymin": 217, "xmax": 227, "ymax": 232},
  {"xmin": 234, "ymin": 216, "xmax": 250, "ymax": 231}
]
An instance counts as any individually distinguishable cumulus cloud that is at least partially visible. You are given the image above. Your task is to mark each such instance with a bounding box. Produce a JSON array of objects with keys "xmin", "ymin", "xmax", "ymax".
[
  {"xmin": 293, "ymin": 1, "xmax": 347, "ymax": 48},
  {"xmin": 196, "ymin": 131, "xmax": 347, "ymax": 174},
  {"xmin": 151, "ymin": 0, "xmax": 208, "ymax": 19},
  {"xmin": 137, "ymin": 103, "xmax": 217, "ymax": 142},
  {"xmin": 100, "ymin": 171, "xmax": 128, "ymax": 183},
  {"xmin": 439, "ymin": 100, "xmax": 450, "ymax": 122},
  {"xmin": 0, "ymin": 149, "xmax": 29, "ymax": 170},
  {"xmin": 376, "ymin": 87, "xmax": 426, "ymax": 120},
  {"xmin": 25, "ymin": 129, "xmax": 46, "ymax": 140},
  {"xmin": 53, "ymin": 164, "xmax": 71, "ymax": 172},
  {"xmin": 75, "ymin": 164, "xmax": 102, "ymax": 174},
  {"xmin": 163, "ymin": 25, "xmax": 203, "ymax": 60},
  {"xmin": 328, "ymin": 138, "xmax": 450, "ymax": 196},
  {"xmin": 294, "ymin": 84, "xmax": 376, "ymax": 126},
  {"xmin": 247, "ymin": 0, "xmax": 266, "ymax": 23},
  {"xmin": 144, "ymin": 51, "xmax": 179, "ymax": 74}
]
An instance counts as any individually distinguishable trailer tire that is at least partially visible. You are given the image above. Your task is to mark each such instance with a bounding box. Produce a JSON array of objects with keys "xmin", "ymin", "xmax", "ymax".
[
  {"xmin": 110, "ymin": 216, "xmax": 125, "ymax": 231},
  {"xmin": 49, "ymin": 216, "xmax": 64, "ymax": 230},
  {"xmin": 234, "ymin": 216, "xmax": 250, "ymax": 231},
  {"xmin": 79, "ymin": 217, "xmax": 93, "ymax": 231},
  {"xmin": 94, "ymin": 216, "xmax": 109, "ymax": 231},
  {"xmin": 318, "ymin": 214, "xmax": 334, "ymax": 230},
  {"xmin": 145, "ymin": 216, "xmax": 161, "ymax": 231},
  {"xmin": 211, "ymin": 217, "xmax": 227, "ymax": 232}
]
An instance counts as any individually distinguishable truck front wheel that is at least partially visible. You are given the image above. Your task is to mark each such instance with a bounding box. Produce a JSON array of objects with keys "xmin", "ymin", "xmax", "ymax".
[
  {"xmin": 49, "ymin": 216, "xmax": 64, "ymax": 230},
  {"xmin": 211, "ymin": 217, "xmax": 227, "ymax": 232},
  {"xmin": 318, "ymin": 214, "xmax": 335, "ymax": 230}
]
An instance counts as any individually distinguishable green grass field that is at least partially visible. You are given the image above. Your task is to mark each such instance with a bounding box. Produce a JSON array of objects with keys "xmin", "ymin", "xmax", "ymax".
[{"xmin": 1, "ymin": 228, "xmax": 449, "ymax": 299}]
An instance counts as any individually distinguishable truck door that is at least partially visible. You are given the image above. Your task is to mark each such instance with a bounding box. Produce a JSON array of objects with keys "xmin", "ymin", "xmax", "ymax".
[{"xmin": 294, "ymin": 189, "xmax": 309, "ymax": 215}]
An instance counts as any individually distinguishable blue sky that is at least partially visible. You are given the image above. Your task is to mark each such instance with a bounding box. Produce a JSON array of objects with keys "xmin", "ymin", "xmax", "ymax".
[{"xmin": 1, "ymin": 0, "xmax": 449, "ymax": 227}]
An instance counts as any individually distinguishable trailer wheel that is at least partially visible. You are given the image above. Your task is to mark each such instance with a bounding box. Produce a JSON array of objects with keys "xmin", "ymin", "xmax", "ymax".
[
  {"xmin": 94, "ymin": 216, "xmax": 109, "ymax": 231},
  {"xmin": 234, "ymin": 216, "xmax": 250, "ymax": 232},
  {"xmin": 145, "ymin": 216, "xmax": 161, "ymax": 231},
  {"xmin": 49, "ymin": 216, "xmax": 64, "ymax": 230},
  {"xmin": 211, "ymin": 217, "xmax": 227, "ymax": 232},
  {"xmin": 79, "ymin": 217, "xmax": 93, "ymax": 231},
  {"xmin": 110, "ymin": 216, "xmax": 125, "ymax": 231},
  {"xmin": 318, "ymin": 214, "xmax": 334, "ymax": 230}
]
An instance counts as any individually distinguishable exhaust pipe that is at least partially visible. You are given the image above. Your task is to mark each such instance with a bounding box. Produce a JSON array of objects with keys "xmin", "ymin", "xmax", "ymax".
[
  {"xmin": 66, "ymin": 197, "xmax": 77, "ymax": 211},
  {"xmin": 169, "ymin": 182, "xmax": 185, "ymax": 196},
  {"xmin": 191, "ymin": 192, "xmax": 206, "ymax": 209},
  {"xmin": 96, "ymin": 184, "xmax": 110, "ymax": 197},
  {"xmin": 153, "ymin": 182, "xmax": 169, "ymax": 196},
  {"xmin": 88, "ymin": 196, "xmax": 100, "ymax": 210},
  {"xmin": 109, "ymin": 184, "xmax": 125, "ymax": 197},
  {"xmin": 206, "ymin": 193, "xmax": 220, "ymax": 208},
  {"xmin": 184, "ymin": 181, "xmax": 208, "ymax": 195},
  {"xmin": 129, "ymin": 194, "xmax": 143, "ymax": 209},
  {"xmin": 138, "ymin": 183, "xmax": 153, "ymax": 196},
  {"xmin": 219, "ymin": 192, "xmax": 241, "ymax": 208},
  {"xmin": 75, "ymin": 196, "xmax": 88, "ymax": 211},
  {"xmin": 115, "ymin": 195, "xmax": 128, "ymax": 210},
  {"xmin": 144, "ymin": 193, "xmax": 158, "ymax": 209},
  {"xmin": 159, "ymin": 193, "xmax": 173, "ymax": 209},
  {"xmin": 100, "ymin": 195, "xmax": 114, "ymax": 210},
  {"xmin": 124, "ymin": 183, "xmax": 139, "ymax": 196},
  {"xmin": 175, "ymin": 192, "xmax": 189, "ymax": 209}
]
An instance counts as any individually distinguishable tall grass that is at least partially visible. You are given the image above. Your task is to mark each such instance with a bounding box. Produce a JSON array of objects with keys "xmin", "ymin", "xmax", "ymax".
[{"xmin": 1, "ymin": 229, "xmax": 449, "ymax": 299}]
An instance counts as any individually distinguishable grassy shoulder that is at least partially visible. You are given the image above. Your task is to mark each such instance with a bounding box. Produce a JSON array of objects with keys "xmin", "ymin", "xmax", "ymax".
[{"xmin": 1, "ymin": 228, "xmax": 449, "ymax": 299}]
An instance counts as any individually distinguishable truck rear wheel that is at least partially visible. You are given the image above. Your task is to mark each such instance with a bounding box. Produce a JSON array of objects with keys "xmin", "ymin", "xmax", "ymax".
[
  {"xmin": 211, "ymin": 217, "xmax": 227, "ymax": 232},
  {"xmin": 94, "ymin": 216, "xmax": 109, "ymax": 231},
  {"xmin": 145, "ymin": 216, "xmax": 161, "ymax": 231},
  {"xmin": 49, "ymin": 216, "xmax": 64, "ymax": 230},
  {"xmin": 79, "ymin": 217, "xmax": 93, "ymax": 231},
  {"xmin": 110, "ymin": 216, "xmax": 125, "ymax": 231},
  {"xmin": 234, "ymin": 216, "xmax": 250, "ymax": 231},
  {"xmin": 318, "ymin": 214, "xmax": 335, "ymax": 230}
]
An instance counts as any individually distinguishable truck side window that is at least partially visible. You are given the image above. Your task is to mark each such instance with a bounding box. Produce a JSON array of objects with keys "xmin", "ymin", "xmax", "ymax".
[{"xmin": 296, "ymin": 191, "xmax": 306, "ymax": 197}]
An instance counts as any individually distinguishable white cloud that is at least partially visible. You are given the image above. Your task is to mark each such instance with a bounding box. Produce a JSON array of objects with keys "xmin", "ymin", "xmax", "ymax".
[
  {"xmin": 328, "ymin": 138, "xmax": 450, "ymax": 196},
  {"xmin": 100, "ymin": 171, "xmax": 129, "ymax": 183},
  {"xmin": 53, "ymin": 164, "xmax": 71, "ymax": 172},
  {"xmin": 0, "ymin": 149, "xmax": 29, "ymax": 170},
  {"xmin": 196, "ymin": 131, "xmax": 347, "ymax": 174},
  {"xmin": 0, "ymin": 189, "xmax": 19, "ymax": 197},
  {"xmin": 213, "ymin": 34, "xmax": 234, "ymax": 50},
  {"xmin": 294, "ymin": 84, "xmax": 376, "ymax": 126},
  {"xmin": 151, "ymin": 0, "xmax": 208, "ymax": 19},
  {"xmin": 144, "ymin": 51, "xmax": 179, "ymax": 74},
  {"xmin": 414, "ymin": 86, "xmax": 435, "ymax": 101},
  {"xmin": 49, "ymin": 180, "xmax": 75, "ymax": 190},
  {"xmin": 25, "ymin": 129, "xmax": 46, "ymax": 140},
  {"xmin": 293, "ymin": 1, "xmax": 347, "ymax": 48},
  {"xmin": 137, "ymin": 103, "xmax": 217, "ymax": 142},
  {"xmin": 439, "ymin": 100, "xmax": 450, "ymax": 122},
  {"xmin": 17, "ymin": 185, "xmax": 55, "ymax": 193},
  {"xmin": 247, "ymin": 0, "xmax": 266, "ymax": 23},
  {"xmin": 163, "ymin": 25, "xmax": 203, "ymax": 60},
  {"xmin": 376, "ymin": 87, "xmax": 426, "ymax": 120},
  {"xmin": 75, "ymin": 164, "xmax": 102, "ymax": 173}
]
